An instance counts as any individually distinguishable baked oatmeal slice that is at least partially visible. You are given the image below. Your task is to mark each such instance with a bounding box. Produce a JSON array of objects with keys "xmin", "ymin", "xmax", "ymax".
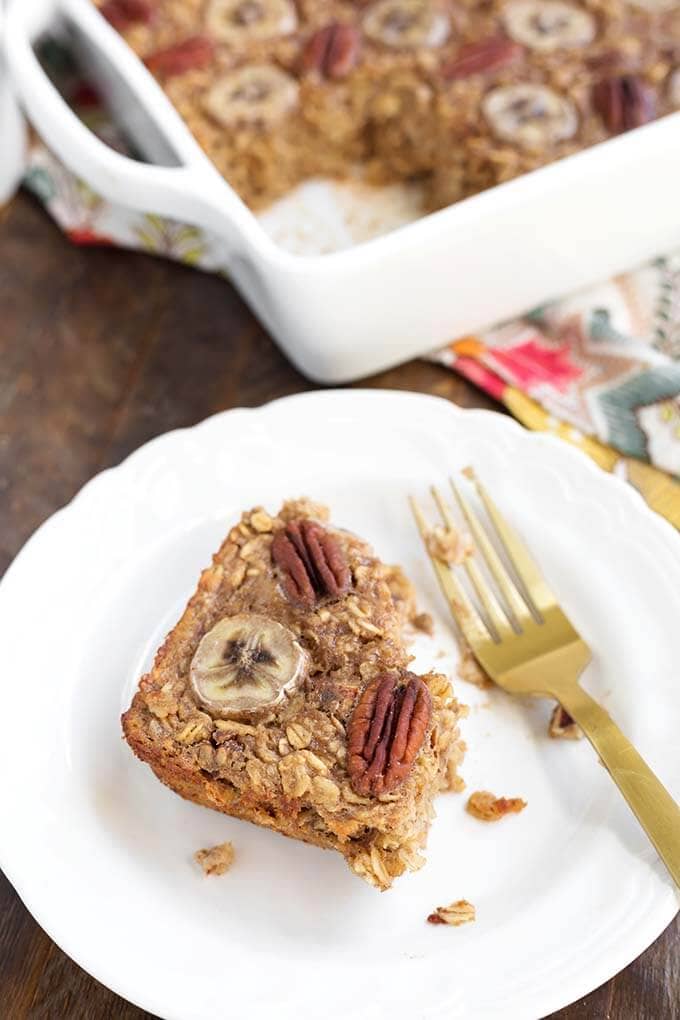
[{"xmin": 122, "ymin": 498, "xmax": 465, "ymax": 889}]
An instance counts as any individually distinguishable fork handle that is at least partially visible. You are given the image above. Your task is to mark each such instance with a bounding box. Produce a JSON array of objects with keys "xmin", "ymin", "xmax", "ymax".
[{"xmin": 558, "ymin": 685, "xmax": 680, "ymax": 888}]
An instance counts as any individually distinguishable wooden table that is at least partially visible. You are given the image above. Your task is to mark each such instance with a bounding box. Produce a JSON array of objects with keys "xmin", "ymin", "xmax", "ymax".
[{"xmin": 1, "ymin": 193, "xmax": 677, "ymax": 1020}]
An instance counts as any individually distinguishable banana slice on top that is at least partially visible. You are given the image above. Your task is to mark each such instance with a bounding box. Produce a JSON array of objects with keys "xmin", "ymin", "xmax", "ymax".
[
  {"xmin": 206, "ymin": 0, "xmax": 297, "ymax": 45},
  {"xmin": 502, "ymin": 1, "xmax": 596, "ymax": 52},
  {"xmin": 363, "ymin": 0, "xmax": 450, "ymax": 49},
  {"xmin": 190, "ymin": 613, "xmax": 307, "ymax": 719},
  {"xmin": 483, "ymin": 83, "xmax": 578, "ymax": 148},
  {"xmin": 203, "ymin": 65, "xmax": 300, "ymax": 128}
]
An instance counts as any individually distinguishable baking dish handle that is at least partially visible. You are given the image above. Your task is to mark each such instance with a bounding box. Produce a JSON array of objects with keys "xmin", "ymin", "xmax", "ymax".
[
  {"xmin": 0, "ymin": 5, "xmax": 27, "ymax": 205},
  {"xmin": 4, "ymin": 0, "xmax": 257, "ymax": 255}
]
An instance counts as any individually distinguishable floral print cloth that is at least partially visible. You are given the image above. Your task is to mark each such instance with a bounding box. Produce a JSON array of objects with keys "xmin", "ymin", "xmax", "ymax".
[
  {"xmin": 432, "ymin": 269, "xmax": 680, "ymax": 478},
  {"xmin": 22, "ymin": 43, "xmax": 680, "ymax": 481}
]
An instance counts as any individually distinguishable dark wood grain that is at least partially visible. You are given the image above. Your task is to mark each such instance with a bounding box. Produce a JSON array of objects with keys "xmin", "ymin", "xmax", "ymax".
[{"xmin": 0, "ymin": 192, "xmax": 677, "ymax": 1020}]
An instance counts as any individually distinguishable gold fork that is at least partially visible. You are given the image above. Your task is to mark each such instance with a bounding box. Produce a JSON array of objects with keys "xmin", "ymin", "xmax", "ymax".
[{"xmin": 411, "ymin": 471, "xmax": 680, "ymax": 888}]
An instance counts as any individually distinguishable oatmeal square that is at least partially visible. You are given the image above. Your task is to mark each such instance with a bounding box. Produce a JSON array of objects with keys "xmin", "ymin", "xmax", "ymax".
[{"xmin": 123, "ymin": 499, "xmax": 465, "ymax": 888}]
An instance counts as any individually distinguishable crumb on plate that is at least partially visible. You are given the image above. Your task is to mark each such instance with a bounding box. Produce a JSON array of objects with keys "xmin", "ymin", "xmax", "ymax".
[
  {"xmin": 466, "ymin": 790, "xmax": 526, "ymax": 822},
  {"xmin": 426, "ymin": 525, "xmax": 472, "ymax": 566},
  {"xmin": 457, "ymin": 646, "xmax": 492, "ymax": 689},
  {"xmin": 411, "ymin": 611, "xmax": 435, "ymax": 636},
  {"xmin": 195, "ymin": 841, "xmax": 235, "ymax": 876}
]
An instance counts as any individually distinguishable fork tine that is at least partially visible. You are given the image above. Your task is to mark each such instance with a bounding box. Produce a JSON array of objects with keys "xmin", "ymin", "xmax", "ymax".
[
  {"xmin": 450, "ymin": 478, "xmax": 533, "ymax": 627},
  {"xmin": 431, "ymin": 487, "xmax": 513, "ymax": 640},
  {"xmin": 469, "ymin": 470, "xmax": 554, "ymax": 616},
  {"xmin": 409, "ymin": 495, "xmax": 490, "ymax": 649}
]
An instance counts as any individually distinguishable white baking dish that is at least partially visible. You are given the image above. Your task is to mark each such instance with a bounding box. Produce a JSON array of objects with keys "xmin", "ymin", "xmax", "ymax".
[{"xmin": 6, "ymin": 0, "xmax": 680, "ymax": 383}]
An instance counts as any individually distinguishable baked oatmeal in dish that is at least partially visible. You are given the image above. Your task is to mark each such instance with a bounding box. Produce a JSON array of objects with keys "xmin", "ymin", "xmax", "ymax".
[
  {"xmin": 95, "ymin": 0, "xmax": 680, "ymax": 211},
  {"xmin": 122, "ymin": 499, "xmax": 465, "ymax": 890}
]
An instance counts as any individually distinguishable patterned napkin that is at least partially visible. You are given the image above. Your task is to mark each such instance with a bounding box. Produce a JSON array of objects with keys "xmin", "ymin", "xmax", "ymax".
[
  {"xmin": 432, "ymin": 272, "xmax": 680, "ymax": 478},
  {"xmin": 17, "ymin": 42, "xmax": 680, "ymax": 523}
]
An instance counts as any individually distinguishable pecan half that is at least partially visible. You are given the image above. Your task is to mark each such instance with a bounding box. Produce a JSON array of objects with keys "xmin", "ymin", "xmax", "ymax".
[
  {"xmin": 441, "ymin": 37, "xmax": 523, "ymax": 81},
  {"xmin": 592, "ymin": 75, "xmax": 656, "ymax": 134},
  {"xmin": 144, "ymin": 35, "xmax": 215, "ymax": 77},
  {"xmin": 271, "ymin": 519, "xmax": 351, "ymax": 609},
  {"xmin": 100, "ymin": 0, "xmax": 154, "ymax": 29},
  {"xmin": 347, "ymin": 673, "xmax": 432, "ymax": 797},
  {"xmin": 301, "ymin": 22, "xmax": 362, "ymax": 79}
]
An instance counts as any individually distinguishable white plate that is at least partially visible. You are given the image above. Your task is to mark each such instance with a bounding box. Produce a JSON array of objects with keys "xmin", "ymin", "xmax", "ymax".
[{"xmin": 0, "ymin": 390, "xmax": 678, "ymax": 1020}]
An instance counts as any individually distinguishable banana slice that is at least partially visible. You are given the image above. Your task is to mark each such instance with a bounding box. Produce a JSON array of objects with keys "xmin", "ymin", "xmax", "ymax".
[
  {"xmin": 190, "ymin": 614, "xmax": 307, "ymax": 719},
  {"xmin": 502, "ymin": 1, "xmax": 596, "ymax": 52},
  {"xmin": 363, "ymin": 0, "xmax": 450, "ymax": 49},
  {"xmin": 483, "ymin": 83, "xmax": 578, "ymax": 148},
  {"xmin": 203, "ymin": 65, "xmax": 299, "ymax": 128},
  {"xmin": 205, "ymin": 0, "xmax": 297, "ymax": 45}
]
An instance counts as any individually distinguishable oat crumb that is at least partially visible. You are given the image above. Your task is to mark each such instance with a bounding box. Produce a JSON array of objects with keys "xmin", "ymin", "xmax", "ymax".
[
  {"xmin": 427, "ymin": 899, "xmax": 476, "ymax": 926},
  {"xmin": 411, "ymin": 611, "xmax": 435, "ymax": 636},
  {"xmin": 194, "ymin": 841, "xmax": 235, "ymax": 876},
  {"xmin": 466, "ymin": 790, "xmax": 526, "ymax": 822},
  {"xmin": 426, "ymin": 525, "xmax": 472, "ymax": 565},
  {"xmin": 549, "ymin": 704, "xmax": 582, "ymax": 740},
  {"xmin": 447, "ymin": 773, "xmax": 466, "ymax": 793},
  {"xmin": 457, "ymin": 647, "xmax": 492, "ymax": 689}
]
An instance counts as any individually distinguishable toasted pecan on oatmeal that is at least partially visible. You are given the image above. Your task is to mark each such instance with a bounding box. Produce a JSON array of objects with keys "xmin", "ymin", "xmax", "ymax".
[{"xmin": 427, "ymin": 899, "xmax": 476, "ymax": 926}]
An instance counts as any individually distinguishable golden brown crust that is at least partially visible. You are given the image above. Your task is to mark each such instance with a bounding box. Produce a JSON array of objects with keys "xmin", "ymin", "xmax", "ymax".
[{"xmin": 122, "ymin": 498, "xmax": 466, "ymax": 889}]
